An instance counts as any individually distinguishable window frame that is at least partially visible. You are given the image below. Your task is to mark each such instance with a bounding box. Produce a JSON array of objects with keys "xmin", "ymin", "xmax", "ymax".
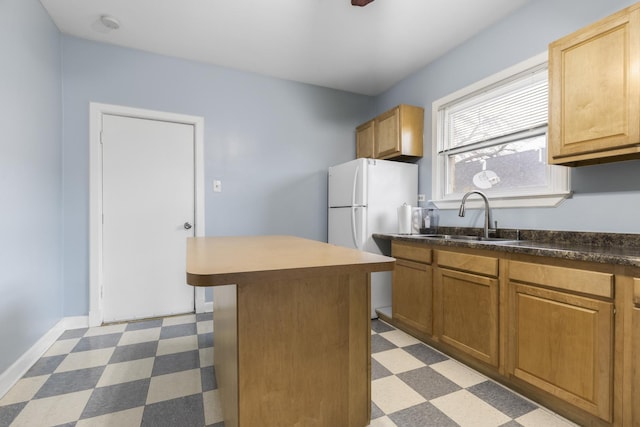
[{"xmin": 431, "ymin": 52, "xmax": 571, "ymax": 210}]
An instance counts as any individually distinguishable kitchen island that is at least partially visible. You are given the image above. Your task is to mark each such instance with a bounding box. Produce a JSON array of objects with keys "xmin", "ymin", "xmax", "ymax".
[{"xmin": 186, "ymin": 235, "xmax": 395, "ymax": 427}]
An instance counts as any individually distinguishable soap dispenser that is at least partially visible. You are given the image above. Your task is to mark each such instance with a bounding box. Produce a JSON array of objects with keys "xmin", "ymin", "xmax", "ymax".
[{"xmin": 423, "ymin": 202, "xmax": 439, "ymax": 233}]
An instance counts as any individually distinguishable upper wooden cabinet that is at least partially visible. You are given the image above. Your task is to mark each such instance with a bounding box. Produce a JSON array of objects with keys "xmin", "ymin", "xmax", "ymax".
[
  {"xmin": 356, "ymin": 104, "xmax": 424, "ymax": 160},
  {"xmin": 355, "ymin": 120, "xmax": 374, "ymax": 159},
  {"xmin": 548, "ymin": 3, "xmax": 640, "ymax": 166}
]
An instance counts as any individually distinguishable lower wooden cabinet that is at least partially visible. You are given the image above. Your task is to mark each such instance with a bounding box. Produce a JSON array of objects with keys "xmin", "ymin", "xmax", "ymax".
[
  {"xmin": 393, "ymin": 258, "xmax": 432, "ymax": 336},
  {"xmin": 391, "ymin": 242, "xmax": 433, "ymax": 338},
  {"xmin": 387, "ymin": 241, "xmax": 635, "ymax": 426},
  {"xmin": 633, "ymin": 307, "xmax": 640, "ymax": 426},
  {"xmin": 434, "ymin": 251, "xmax": 499, "ymax": 367},
  {"xmin": 507, "ymin": 262, "xmax": 614, "ymax": 422},
  {"xmin": 633, "ymin": 279, "xmax": 640, "ymax": 426}
]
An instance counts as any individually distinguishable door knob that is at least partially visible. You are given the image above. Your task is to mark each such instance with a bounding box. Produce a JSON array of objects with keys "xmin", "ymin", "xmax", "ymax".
[{"xmin": 184, "ymin": 222, "xmax": 193, "ymax": 230}]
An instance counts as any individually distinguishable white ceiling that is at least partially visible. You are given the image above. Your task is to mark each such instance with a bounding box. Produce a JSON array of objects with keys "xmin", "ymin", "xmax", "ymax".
[{"xmin": 40, "ymin": 0, "xmax": 531, "ymax": 96}]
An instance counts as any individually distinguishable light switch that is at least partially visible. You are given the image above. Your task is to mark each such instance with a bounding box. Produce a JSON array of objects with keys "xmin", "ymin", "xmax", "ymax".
[{"xmin": 213, "ymin": 180, "xmax": 222, "ymax": 193}]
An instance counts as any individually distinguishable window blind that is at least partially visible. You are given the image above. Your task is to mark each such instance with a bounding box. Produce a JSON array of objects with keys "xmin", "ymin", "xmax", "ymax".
[{"xmin": 440, "ymin": 66, "xmax": 548, "ymax": 152}]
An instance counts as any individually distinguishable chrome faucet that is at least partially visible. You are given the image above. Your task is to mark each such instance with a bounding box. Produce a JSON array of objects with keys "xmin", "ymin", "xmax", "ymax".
[{"xmin": 458, "ymin": 191, "xmax": 495, "ymax": 238}]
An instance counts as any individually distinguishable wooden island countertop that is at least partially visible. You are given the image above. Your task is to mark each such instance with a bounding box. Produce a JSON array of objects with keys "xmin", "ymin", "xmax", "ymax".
[
  {"xmin": 185, "ymin": 235, "xmax": 395, "ymax": 427},
  {"xmin": 186, "ymin": 234, "xmax": 395, "ymax": 286}
]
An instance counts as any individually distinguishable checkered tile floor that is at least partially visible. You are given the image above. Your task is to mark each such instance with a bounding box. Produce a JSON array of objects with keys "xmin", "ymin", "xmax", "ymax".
[
  {"xmin": 369, "ymin": 320, "xmax": 576, "ymax": 427},
  {"xmin": 0, "ymin": 313, "xmax": 576, "ymax": 427}
]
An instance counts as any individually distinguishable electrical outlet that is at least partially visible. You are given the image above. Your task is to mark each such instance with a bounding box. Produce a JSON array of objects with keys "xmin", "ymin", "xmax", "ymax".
[
  {"xmin": 418, "ymin": 194, "xmax": 426, "ymax": 202},
  {"xmin": 213, "ymin": 180, "xmax": 222, "ymax": 193}
]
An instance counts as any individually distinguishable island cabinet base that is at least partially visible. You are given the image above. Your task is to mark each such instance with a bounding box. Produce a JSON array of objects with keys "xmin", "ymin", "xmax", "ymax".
[{"xmin": 213, "ymin": 272, "xmax": 371, "ymax": 427}]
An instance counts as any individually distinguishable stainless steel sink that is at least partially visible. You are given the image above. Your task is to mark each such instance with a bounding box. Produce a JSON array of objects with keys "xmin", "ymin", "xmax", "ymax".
[{"xmin": 410, "ymin": 234, "xmax": 521, "ymax": 244}]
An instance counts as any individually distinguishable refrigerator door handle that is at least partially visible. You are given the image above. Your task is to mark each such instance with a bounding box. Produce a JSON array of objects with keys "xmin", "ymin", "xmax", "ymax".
[
  {"xmin": 351, "ymin": 206, "xmax": 360, "ymax": 249},
  {"xmin": 352, "ymin": 164, "xmax": 360, "ymax": 207}
]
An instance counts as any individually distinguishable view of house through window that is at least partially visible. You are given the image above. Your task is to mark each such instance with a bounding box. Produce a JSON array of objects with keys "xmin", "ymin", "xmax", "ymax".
[
  {"xmin": 432, "ymin": 54, "xmax": 570, "ymax": 208},
  {"xmin": 449, "ymin": 133, "xmax": 547, "ymax": 195}
]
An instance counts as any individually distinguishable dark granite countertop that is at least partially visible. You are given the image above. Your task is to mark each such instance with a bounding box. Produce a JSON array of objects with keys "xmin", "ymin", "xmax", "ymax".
[{"xmin": 373, "ymin": 227, "xmax": 640, "ymax": 268}]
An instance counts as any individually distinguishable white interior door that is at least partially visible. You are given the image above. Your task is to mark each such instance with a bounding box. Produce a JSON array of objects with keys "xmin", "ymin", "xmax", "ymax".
[{"xmin": 101, "ymin": 114, "xmax": 195, "ymax": 323}]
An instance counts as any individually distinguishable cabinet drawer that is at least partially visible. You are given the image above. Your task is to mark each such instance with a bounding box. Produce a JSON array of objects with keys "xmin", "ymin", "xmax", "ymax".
[
  {"xmin": 509, "ymin": 261, "xmax": 613, "ymax": 298},
  {"xmin": 436, "ymin": 250, "xmax": 498, "ymax": 277},
  {"xmin": 392, "ymin": 242, "xmax": 432, "ymax": 264}
]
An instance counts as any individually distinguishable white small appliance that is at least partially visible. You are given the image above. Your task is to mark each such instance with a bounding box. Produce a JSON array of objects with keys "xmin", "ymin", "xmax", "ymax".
[{"xmin": 328, "ymin": 158, "xmax": 418, "ymax": 318}]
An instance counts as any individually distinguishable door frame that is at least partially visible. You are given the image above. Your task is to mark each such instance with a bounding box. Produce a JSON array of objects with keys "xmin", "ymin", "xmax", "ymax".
[{"xmin": 89, "ymin": 102, "xmax": 206, "ymax": 327}]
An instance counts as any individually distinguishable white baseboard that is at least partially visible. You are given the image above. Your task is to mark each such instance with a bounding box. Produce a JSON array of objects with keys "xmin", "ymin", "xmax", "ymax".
[
  {"xmin": 0, "ymin": 315, "xmax": 89, "ymax": 400},
  {"xmin": 62, "ymin": 316, "xmax": 90, "ymax": 330},
  {"xmin": 88, "ymin": 309, "xmax": 102, "ymax": 328},
  {"xmin": 203, "ymin": 301, "xmax": 213, "ymax": 313}
]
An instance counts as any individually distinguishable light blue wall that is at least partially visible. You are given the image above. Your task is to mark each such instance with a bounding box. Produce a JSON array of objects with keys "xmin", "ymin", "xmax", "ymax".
[
  {"xmin": 0, "ymin": 0, "xmax": 63, "ymax": 373},
  {"xmin": 377, "ymin": 0, "xmax": 640, "ymax": 233},
  {"xmin": 61, "ymin": 37, "xmax": 374, "ymax": 315}
]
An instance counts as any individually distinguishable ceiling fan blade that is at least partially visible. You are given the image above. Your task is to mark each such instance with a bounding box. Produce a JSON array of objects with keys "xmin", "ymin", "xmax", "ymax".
[{"xmin": 351, "ymin": 0, "xmax": 374, "ymax": 6}]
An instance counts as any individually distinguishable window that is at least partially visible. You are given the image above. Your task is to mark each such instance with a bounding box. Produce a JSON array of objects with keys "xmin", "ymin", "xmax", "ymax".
[{"xmin": 431, "ymin": 53, "xmax": 570, "ymax": 209}]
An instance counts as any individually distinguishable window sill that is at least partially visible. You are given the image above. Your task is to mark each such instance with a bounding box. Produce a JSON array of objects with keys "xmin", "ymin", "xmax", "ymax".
[{"xmin": 430, "ymin": 191, "xmax": 572, "ymax": 210}]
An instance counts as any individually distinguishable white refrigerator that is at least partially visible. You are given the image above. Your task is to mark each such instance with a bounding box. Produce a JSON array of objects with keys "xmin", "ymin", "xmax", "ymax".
[{"xmin": 328, "ymin": 158, "xmax": 418, "ymax": 318}]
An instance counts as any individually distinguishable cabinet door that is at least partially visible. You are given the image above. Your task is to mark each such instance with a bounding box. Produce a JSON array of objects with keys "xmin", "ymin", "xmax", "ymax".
[
  {"xmin": 374, "ymin": 107, "xmax": 400, "ymax": 159},
  {"xmin": 435, "ymin": 268, "xmax": 499, "ymax": 367},
  {"xmin": 392, "ymin": 258, "xmax": 432, "ymax": 336},
  {"xmin": 633, "ymin": 279, "xmax": 640, "ymax": 426},
  {"xmin": 548, "ymin": 5, "xmax": 640, "ymax": 164},
  {"xmin": 634, "ymin": 306, "xmax": 640, "ymax": 427},
  {"xmin": 508, "ymin": 283, "xmax": 613, "ymax": 421},
  {"xmin": 356, "ymin": 120, "xmax": 374, "ymax": 159}
]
